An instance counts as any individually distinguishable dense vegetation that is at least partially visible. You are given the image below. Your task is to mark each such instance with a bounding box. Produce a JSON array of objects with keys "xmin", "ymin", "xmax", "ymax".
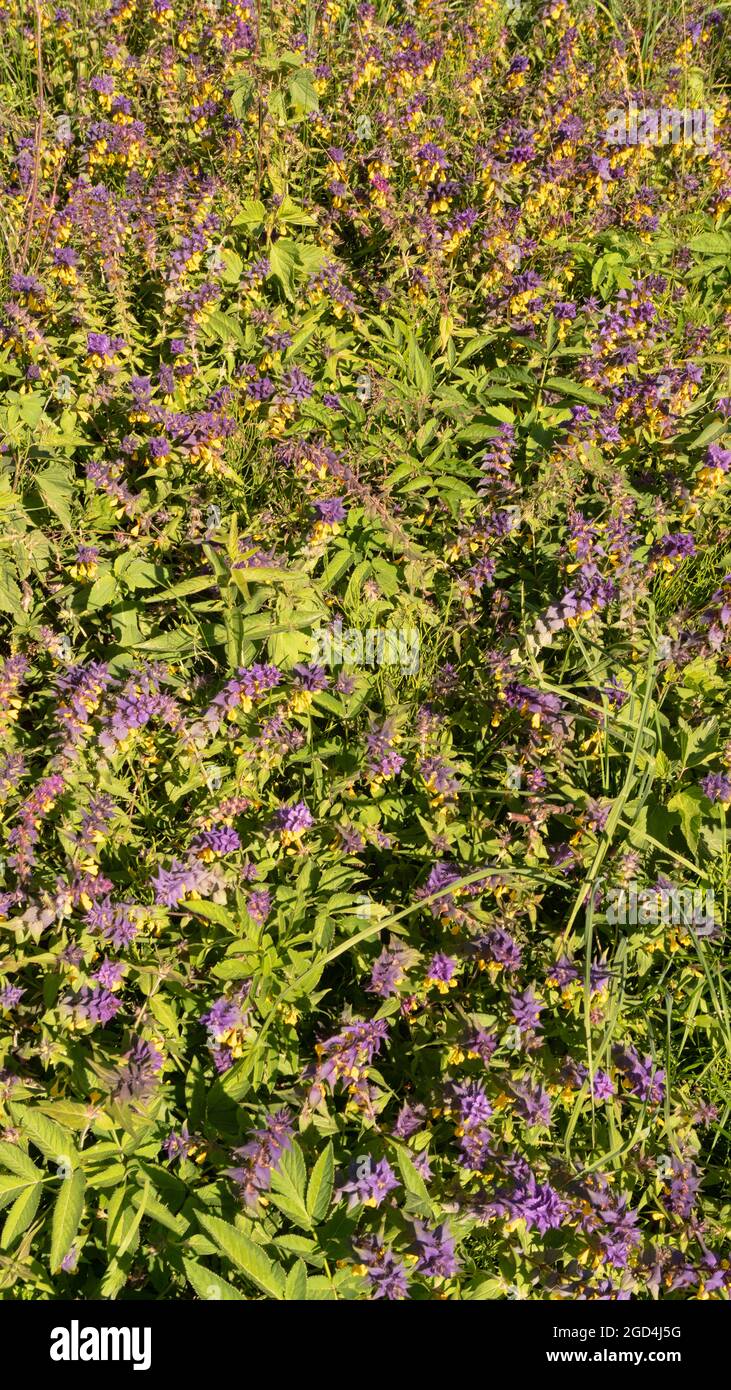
[{"xmin": 0, "ymin": 0, "xmax": 730, "ymax": 1300}]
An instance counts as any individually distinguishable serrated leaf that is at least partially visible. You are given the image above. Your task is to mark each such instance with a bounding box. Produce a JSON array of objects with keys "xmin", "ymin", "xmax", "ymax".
[
  {"xmin": 17, "ymin": 1108, "xmax": 79, "ymax": 1170},
  {"xmin": 212, "ymin": 958, "xmax": 253, "ymax": 980},
  {"xmin": 0, "ymin": 559, "xmax": 23, "ymax": 618},
  {"xmin": 667, "ymin": 788, "xmax": 704, "ymax": 856},
  {"xmin": 690, "ymin": 232, "xmax": 731, "ymax": 256},
  {"xmin": 284, "ymin": 1258, "xmax": 308, "ymax": 1300},
  {"xmin": 543, "ymin": 377, "xmax": 606, "ymax": 406},
  {"xmin": 109, "ymin": 1183, "xmax": 147, "ymax": 1261},
  {"xmin": 276, "ymin": 1141, "xmax": 307, "ymax": 1197},
  {"xmin": 464, "ymin": 1276, "xmax": 511, "ymax": 1299},
  {"xmin": 302, "ymin": 1275, "xmax": 338, "ymax": 1300},
  {"xmin": 196, "ymin": 1213, "xmax": 285, "ymax": 1299},
  {"xmin": 35, "ymin": 463, "xmax": 73, "ymax": 531},
  {"xmin": 288, "ymin": 70, "xmax": 319, "ymax": 117},
  {"xmin": 277, "ymin": 196, "xmax": 317, "ymax": 227},
  {"xmin": 406, "ymin": 337, "xmax": 433, "ymax": 395},
  {"xmin": 184, "ymin": 899, "xmax": 237, "ymax": 929},
  {"xmin": 50, "ymin": 1167, "xmax": 85, "ymax": 1272},
  {"xmin": 39, "ymin": 1101, "xmax": 112, "ymax": 1133},
  {"xmin": 269, "ymin": 1142, "xmax": 311, "ymax": 1229},
  {"xmin": 143, "ymin": 575, "xmax": 215, "ymax": 602},
  {"xmin": 184, "ymin": 1258, "xmax": 245, "ymax": 1301},
  {"xmin": 0, "ymin": 1142, "xmax": 43, "ymax": 1182},
  {"xmin": 1, "ymin": 1181, "xmax": 42, "ymax": 1248},
  {"xmin": 19, "ymin": 392, "xmax": 46, "ymax": 427},
  {"xmin": 87, "ymin": 572, "xmax": 118, "ymax": 608},
  {"xmin": 395, "ymin": 1146, "xmax": 429, "ymax": 1202},
  {"xmin": 269, "ymin": 240, "xmax": 300, "ymax": 301},
  {"xmin": 220, "ymin": 249, "xmax": 243, "ymax": 284},
  {"xmin": 689, "ymin": 420, "xmax": 725, "ymax": 450},
  {"xmin": 233, "ymin": 198, "xmax": 266, "ymax": 227},
  {"xmin": 231, "ymin": 78, "xmax": 254, "ymax": 120},
  {"xmin": 0, "ymin": 1174, "xmax": 37, "ymax": 1209},
  {"xmin": 306, "ymin": 1142, "xmax": 334, "ymax": 1223},
  {"xmin": 131, "ymin": 1184, "xmax": 186, "ymax": 1235},
  {"xmin": 273, "ymin": 1233, "xmax": 318, "ymax": 1257}
]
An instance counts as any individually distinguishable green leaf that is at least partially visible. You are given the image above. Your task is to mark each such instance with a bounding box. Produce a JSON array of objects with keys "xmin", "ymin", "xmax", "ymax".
[
  {"xmin": 688, "ymin": 419, "xmax": 725, "ymax": 450},
  {"xmin": 143, "ymin": 575, "xmax": 215, "ymax": 602},
  {"xmin": 196, "ymin": 1213, "xmax": 286, "ymax": 1299},
  {"xmin": 0, "ymin": 559, "xmax": 23, "ymax": 619},
  {"xmin": 185, "ymin": 899, "xmax": 237, "ymax": 929},
  {"xmin": 667, "ymin": 788, "xmax": 704, "ymax": 855},
  {"xmin": 35, "ymin": 463, "xmax": 74, "ymax": 531},
  {"xmin": 109, "ymin": 1183, "xmax": 148, "ymax": 1261},
  {"xmin": 284, "ymin": 1259, "xmax": 308, "ymax": 1300},
  {"xmin": 293, "ymin": 243, "xmax": 326, "ymax": 278},
  {"xmin": 0, "ymin": 1142, "xmax": 43, "ymax": 1182},
  {"xmin": 543, "ymin": 377, "xmax": 606, "ymax": 406},
  {"xmin": 275, "ymin": 1141, "xmax": 307, "ymax": 1198},
  {"xmin": 464, "ymin": 1276, "xmax": 512, "ymax": 1299},
  {"xmin": 0, "ymin": 1174, "xmax": 37, "ymax": 1210},
  {"xmin": 233, "ymin": 198, "xmax": 266, "ymax": 228},
  {"xmin": 199, "ymin": 310, "xmax": 245, "ymax": 346},
  {"xmin": 208, "ymin": 1055, "xmax": 254, "ymax": 1106},
  {"xmin": 38, "ymin": 1101, "xmax": 112, "ymax": 1133},
  {"xmin": 212, "ymin": 958, "xmax": 254, "ymax": 980},
  {"xmin": 689, "ymin": 232, "xmax": 731, "ymax": 256},
  {"xmin": 395, "ymin": 1146, "xmax": 429, "ymax": 1203},
  {"xmin": 302, "ymin": 1274, "xmax": 338, "ymax": 1300},
  {"xmin": 220, "ymin": 249, "xmax": 243, "ymax": 283},
  {"xmin": 288, "ymin": 70, "xmax": 319, "ymax": 118},
  {"xmin": 19, "ymin": 392, "xmax": 46, "ymax": 427},
  {"xmin": 16, "ymin": 1108, "xmax": 79, "ymax": 1170},
  {"xmin": 306, "ymin": 1142, "xmax": 334, "ymax": 1223},
  {"xmin": 455, "ymin": 422, "xmax": 506, "ymax": 443},
  {"xmin": 231, "ymin": 78, "xmax": 254, "ymax": 120},
  {"xmin": 268, "ymin": 1142, "xmax": 312, "ymax": 1229},
  {"xmin": 230, "ymin": 564, "xmax": 308, "ymax": 589},
  {"xmin": 269, "ymin": 240, "xmax": 300, "ymax": 301},
  {"xmin": 87, "ymin": 572, "xmax": 118, "ymax": 609},
  {"xmin": 277, "ymin": 196, "xmax": 317, "ymax": 227},
  {"xmin": 1, "ymin": 1181, "xmax": 42, "ymax": 1248},
  {"xmin": 371, "ymin": 559, "xmax": 400, "ymax": 596},
  {"xmin": 406, "ymin": 336, "xmax": 433, "ymax": 395},
  {"xmin": 183, "ymin": 1258, "xmax": 245, "ymax": 1301},
  {"xmin": 131, "ymin": 1185, "xmax": 186, "ymax": 1235},
  {"xmin": 50, "ymin": 1168, "xmax": 85, "ymax": 1272}
]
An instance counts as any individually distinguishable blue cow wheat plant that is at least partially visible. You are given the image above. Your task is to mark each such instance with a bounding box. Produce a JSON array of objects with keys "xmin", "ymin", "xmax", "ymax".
[{"xmin": 0, "ymin": 0, "xmax": 730, "ymax": 1304}]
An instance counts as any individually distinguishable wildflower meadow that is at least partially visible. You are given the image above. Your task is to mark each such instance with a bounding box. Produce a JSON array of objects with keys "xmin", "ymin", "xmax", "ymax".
[{"xmin": 0, "ymin": 0, "xmax": 730, "ymax": 1312}]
